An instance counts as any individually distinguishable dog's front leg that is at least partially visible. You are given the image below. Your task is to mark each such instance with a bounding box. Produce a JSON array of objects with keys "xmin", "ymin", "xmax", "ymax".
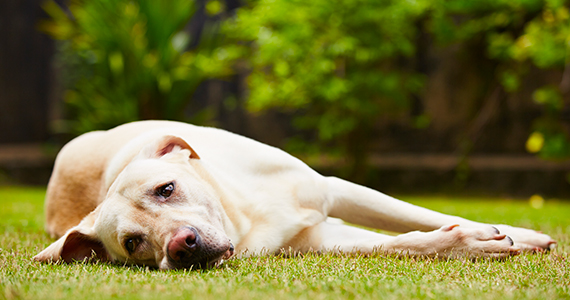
[
  {"xmin": 323, "ymin": 176, "xmax": 555, "ymax": 251},
  {"xmin": 324, "ymin": 176, "xmax": 478, "ymax": 232},
  {"xmin": 316, "ymin": 222, "xmax": 520, "ymax": 259}
]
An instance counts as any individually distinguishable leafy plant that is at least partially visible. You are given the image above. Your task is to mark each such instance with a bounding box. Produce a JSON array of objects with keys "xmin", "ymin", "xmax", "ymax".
[{"xmin": 40, "ymin": 0, "xmax": 237, "ymax": 134}]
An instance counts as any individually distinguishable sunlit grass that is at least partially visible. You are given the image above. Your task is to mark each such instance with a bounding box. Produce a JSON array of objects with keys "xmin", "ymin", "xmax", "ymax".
[{"xmin": 1, "ymin": 187, "xmax": 569, "ymax": 299}]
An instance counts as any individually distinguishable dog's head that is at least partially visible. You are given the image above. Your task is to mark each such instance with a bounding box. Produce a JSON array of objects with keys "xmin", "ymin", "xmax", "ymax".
[{"xmin": 34, "ymin": 135, "xmax": 234, "ymax": 270}]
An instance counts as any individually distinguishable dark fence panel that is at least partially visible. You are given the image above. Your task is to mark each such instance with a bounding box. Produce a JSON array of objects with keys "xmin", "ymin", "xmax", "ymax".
[{"xmin": 0, "ymin": 0, "xmax": 55, "ymax": 144}]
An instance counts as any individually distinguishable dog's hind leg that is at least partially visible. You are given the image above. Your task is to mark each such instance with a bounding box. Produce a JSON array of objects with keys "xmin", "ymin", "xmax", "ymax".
[{"xmin": 322, "ymin": 176, "xmax": 555, "ymax": 251}]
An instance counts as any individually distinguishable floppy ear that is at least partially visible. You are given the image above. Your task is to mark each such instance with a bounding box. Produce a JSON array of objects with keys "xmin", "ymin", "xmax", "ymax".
[
  {"xmin": 140, "ymin": 135, "xmax": 200, "ymax": 160},
  {"xmin": 34, "ymin": 209, "xmax": 110, "ymax": 263}
]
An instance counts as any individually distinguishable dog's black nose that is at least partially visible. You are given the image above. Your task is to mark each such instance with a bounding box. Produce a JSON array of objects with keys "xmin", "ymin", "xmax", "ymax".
[{"xmin": 167, "ymin": 227, "xmax": 200, "ymax": 263}]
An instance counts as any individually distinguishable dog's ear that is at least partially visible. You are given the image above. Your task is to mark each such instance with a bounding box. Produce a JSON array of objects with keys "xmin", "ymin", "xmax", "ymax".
[
  {"xmin": 34, "ymin": 209, "xmax": 110, "ymax": 263},
  {"xmin": 141, "ymin": 135, "xmax": 200, "ymax": 160}
]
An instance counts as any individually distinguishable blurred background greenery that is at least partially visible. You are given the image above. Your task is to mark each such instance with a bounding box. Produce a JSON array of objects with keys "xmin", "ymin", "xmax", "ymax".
[
  {"xmin": 40, "ymin": 0, "xmax": 239, "ymax": 133},
  {"xmin": 2, "ymin": 0, "xmax": 570, "ymax": 196}
]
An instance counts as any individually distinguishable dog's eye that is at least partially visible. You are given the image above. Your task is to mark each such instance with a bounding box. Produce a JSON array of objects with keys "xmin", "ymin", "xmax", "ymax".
[
  {"xmin": 157, "ymin": 183, "xmax": 175, "ymax": 198},
  {"xmin": 125, "ymin": 237, "xmax": 141, "ymax": 254}
]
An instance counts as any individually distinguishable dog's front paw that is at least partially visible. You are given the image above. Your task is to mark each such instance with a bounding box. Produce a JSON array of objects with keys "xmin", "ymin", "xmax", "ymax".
[
  {"xmin": 436, "ymin": 225, "xmax": 520, "ymax": 259},
  {"xmin": 493, "ymin": 225, "xmax": 556, "ymax": 252}
]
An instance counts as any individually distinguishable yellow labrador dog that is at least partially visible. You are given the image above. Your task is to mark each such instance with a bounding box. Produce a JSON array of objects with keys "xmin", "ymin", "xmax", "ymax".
[{"xmin": 34, "ymin": 121, "xmax": 555, "ymax": 269}]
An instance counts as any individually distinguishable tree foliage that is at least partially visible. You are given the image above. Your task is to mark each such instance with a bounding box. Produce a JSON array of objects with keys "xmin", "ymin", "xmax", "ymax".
[
  {"xmin": 223, "ymin": 0, "xmax": 570, "ymax": 161},
  {"xmin": 224, "ymin": 0, "xmax": 427, "ymax": 165}
]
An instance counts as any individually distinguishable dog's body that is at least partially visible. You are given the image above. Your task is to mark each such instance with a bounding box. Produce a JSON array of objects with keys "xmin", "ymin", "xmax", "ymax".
[{"xmin": 35, "ymin": 121, "xmax": 555, "ymax": 269}]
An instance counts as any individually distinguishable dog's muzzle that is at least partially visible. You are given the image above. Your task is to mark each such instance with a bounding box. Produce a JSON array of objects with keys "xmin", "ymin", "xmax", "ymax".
[{"xmin": 166, "ymin": 226, "xmax": 233, "ymax": 269}]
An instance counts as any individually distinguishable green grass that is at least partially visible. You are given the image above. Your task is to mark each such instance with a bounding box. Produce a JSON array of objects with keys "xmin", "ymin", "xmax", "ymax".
[{"xmin": 1, "ymin": 187, "xmax": 569, "ymax": 300}]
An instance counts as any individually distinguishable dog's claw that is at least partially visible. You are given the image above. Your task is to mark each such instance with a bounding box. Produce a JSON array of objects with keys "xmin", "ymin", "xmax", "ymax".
[
  {"xmin": 493, "ymin": 234, "xmax": 506, "ymax": 240},
  {"xmin": 548, "ymin": 240, "xmax": 557, "ymax": 250},
  {"xmin": 441, "ymin": 224, "xmax": 460, "ymax": 232},
  {"xmin": 509, "ymin": 248, "xmax": 521, "ymax": 255}
]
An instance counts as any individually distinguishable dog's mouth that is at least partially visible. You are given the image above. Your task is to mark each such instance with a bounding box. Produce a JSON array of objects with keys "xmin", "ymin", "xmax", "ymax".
[
  {"xmin": 167, "ymin": 243, "xmax": 234, "ymax": 270},
  {"xmin": 197, "ymin": 242, "xmax": 235, "ymax": 269},
  {"xmin": 186, "ymin": 242, "xmax": 235, "ymax": 270},
  {"xmin": 165, "ymin": 226, "xmax": 234, "ymax": 270}
]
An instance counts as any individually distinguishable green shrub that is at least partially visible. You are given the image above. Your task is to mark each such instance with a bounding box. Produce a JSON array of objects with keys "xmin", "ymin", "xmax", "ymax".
[
  {"xmin": 41, "ymin": 0, "xmax": 237, "ymax": 134},
  {"xmin": 223, "ymin": 0, "xmax": 570, "ymax": 165}
]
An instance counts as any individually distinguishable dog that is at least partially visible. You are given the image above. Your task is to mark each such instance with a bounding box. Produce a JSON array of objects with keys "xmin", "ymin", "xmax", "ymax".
[{"xmin": 34, "ymin": 121, "xmax": 556, "ymax": 269}]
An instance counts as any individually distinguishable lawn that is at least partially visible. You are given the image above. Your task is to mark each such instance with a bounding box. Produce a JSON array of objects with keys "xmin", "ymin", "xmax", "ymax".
[{"xmin": 1, "ymin": 187, "xmax": 569, "ymax": 300}]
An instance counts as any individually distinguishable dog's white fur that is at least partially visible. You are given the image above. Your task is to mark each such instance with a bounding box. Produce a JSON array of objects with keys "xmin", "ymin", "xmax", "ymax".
[{"xmin": 34, "ymin": 121, "xmax": 555, "ymax": 269}]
